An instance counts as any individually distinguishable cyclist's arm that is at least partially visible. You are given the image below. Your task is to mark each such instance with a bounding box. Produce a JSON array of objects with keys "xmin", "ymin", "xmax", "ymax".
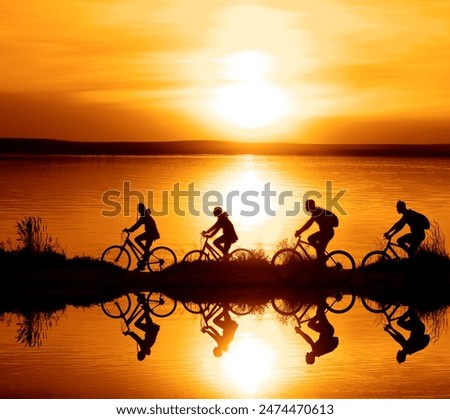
[
  {"xmin": 126, "ymin": 218, "xmax": 143, "ymax": 233},
  {"xmin": 125, "ymin": 330, "xmax": 143, "ymax": 345},
  {"xmin": 295, "ymin": 217, "xmax": 314, "ymax": 237},
  {"xmin": 384, "ymin": 325, "xmax": 407, "ymax": 346},
  {"xmin": 203, "ymin": 326, "xmax": 221, "ymax": 342},
  {"xmin": 384, "ymin": 217, "xmax": 406, "ymax": 237},
  {"xmin": 204, "ymin": 220, "xmax": 220, "ymax": 236},
  {"xmin": 295, "ymin": 327, "xmax": 315, "ymax": 347}
]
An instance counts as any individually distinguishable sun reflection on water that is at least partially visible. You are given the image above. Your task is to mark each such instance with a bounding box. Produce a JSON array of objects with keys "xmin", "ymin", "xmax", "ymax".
[{"xmin": 218, "ymin": 333, "xmax": 278, "ymax": 395}]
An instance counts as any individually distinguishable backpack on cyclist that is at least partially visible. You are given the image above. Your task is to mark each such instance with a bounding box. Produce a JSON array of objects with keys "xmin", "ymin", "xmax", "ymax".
[
  {"xmin": 409, "ymin": 210, "xmax": 430, "ymax": 230},
  {"xmin": 324, "ymin": 209, "xmax": 339, "ymax": 228}
]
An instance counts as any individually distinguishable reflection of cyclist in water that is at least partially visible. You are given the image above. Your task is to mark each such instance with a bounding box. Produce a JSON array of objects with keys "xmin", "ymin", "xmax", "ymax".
[
  {"xmin": 384, "ymin": 200, "xmax": 428, "ymax": 258},
  {"xmin": 295, "ymin": 303, "xmax": 339, "ymax": 364},
  {"xmin": 124, "ymin": 203, "xmax": 160, "ymax": 270},
  {"xmin": 295, "ymin": 199, "xmax": 338, "ymax": 264},
  {"xmin": 202, "ymin": 303, "xmax": 238, "ymax": 357},
  {"xmin": 384, "ymin": 306, "xmax": 430, "ymax": 363},
  {"xmin": 123, "ymin": 294, "xmax": 160, "ymax": 361},
  {"xmin": 202, "ymin": 207, "xmax": 238, "ymax": 259}
]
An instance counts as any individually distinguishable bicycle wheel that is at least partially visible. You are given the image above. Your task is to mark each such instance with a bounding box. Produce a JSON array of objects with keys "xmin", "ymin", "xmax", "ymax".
[
  {"xmin": 325, "ymin": 250, "xmax": 355, "ymax": 273},
  {"xmin": 101, "ymin": 294, "xmax": 131, "ymax": 318},
  {"xmin": 229, "ymin": 248, "xmax": 254, "ymax": 261},
  {"xmin": 230, "ymin": 303, "xmax": 253, "ymax": 316},
  {"xmin": 182, "ymin": 250, "xmax": 210, "ymax": 262},
  {"xmin": 361, "ymin": 297, "xmax": 391, "ymax": 313},
  {"xmin": 271, "ymin": 298, "xmax": 302, "ymax": 316},
  {"xmin": 182, "ymin": 301, "xmax": 208, "ymax": 314},
  {"xmin": 147, "ymin": 292, "xmax": 177, "ymax": 317},
  {"xmin": 325, "ymin": 292, "xmax": 356, "ymax": 314},
  {"xmin": 271, "ymin": 249, "xmax": 303, "ymax": 266},
  {"xmin": 101, "ymin": 245, "xmax": 131, "ymax": 271},
  {"xmin": 361, "ymin": 251, "xmax": 391, "ymax": 280},
  {"xmin": 147, "ymin": 246, "xmax": 177, "ymax": 272}
]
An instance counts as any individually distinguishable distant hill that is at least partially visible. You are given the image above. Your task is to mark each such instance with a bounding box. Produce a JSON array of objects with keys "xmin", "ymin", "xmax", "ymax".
[{"xmin": 1, "ymin": 138, "xmax": 450, "ymax": 157}]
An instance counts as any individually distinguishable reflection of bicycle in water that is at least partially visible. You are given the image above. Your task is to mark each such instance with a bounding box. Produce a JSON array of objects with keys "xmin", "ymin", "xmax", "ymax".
[
  {"xmin": 101, "ymin": 292, "xmax": 177, "ymax": 322},
  {"xmin": 183, "ymin": 302, "xmax": 240, "ymax": 357},
  {"xmin": 271, "ymin": 291, "xmax": 355, "ymax": 316},
  {"xmin": 182, "ymin": 234, "xmax": 254, "ymax": 262},
  {"xmin": 102, "ymin": 293, "xmax": 163, "ymax": 361},
  {"xmin": 182, "ymin": 301, "xmax": 252, "ymax": 318},
  {"xmin": 101, "ymin": 231, "xmax": 177, "ymax": 272},
  {"xmin": 381, "ymin": 305, "xmax": 430, "ymax": 363},
  {"xmin": 271, "ymin": 236, "xmax": 355, "ymax": 276}
]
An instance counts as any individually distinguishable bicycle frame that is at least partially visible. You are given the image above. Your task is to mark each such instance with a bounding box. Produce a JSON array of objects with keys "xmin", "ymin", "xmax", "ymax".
[
  {"xmin": 294, "ymin": 303, "xmax": 317, "ymax": 326},
  {"xmin": 121, "ymin": 231, "xmax": 145, "ymax": 261},
  {"xmin": 200, "ymin": 235, "xmax": 223, "ymax": 260},
  {"xmin": 293, "ymin": 237, "xmax": 316, "ymax": 259},
  {"xmin": 381, "ymin": 238, "xmax": 406, "ymax": 260},
  {"xmin": 121, "ymin": 301, "xmax": 145, "ymax": 331}
]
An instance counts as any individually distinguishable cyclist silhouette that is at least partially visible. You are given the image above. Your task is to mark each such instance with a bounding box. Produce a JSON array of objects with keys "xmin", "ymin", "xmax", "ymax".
[
  {"xmin": 384, "ymin": 306, "xmax": 430, "ymax": 363},
  {"xmin": 124, "ymin": 203, "xmax": 160, "ymax": 270},
  {"xmin": 295, "ymin": 199, "xmax": 338, "ymax": 264},
  {"xmin": 123, "ymin": 294, "xmax": 160, "ymax": 361},
  {"xmin": 202, "ymin": 303, "xmax": 238, "ymax": 357},
  {"xmin": 295, "ymin": 302, "xmax": 339, "ymax": 364},
  {"xmin": 384, "ymin": 200, "xmax": 428, "ymax": 258},
  {"xmin": 202, "ymin": 207, "xmax": 238, "ymax": 259}
]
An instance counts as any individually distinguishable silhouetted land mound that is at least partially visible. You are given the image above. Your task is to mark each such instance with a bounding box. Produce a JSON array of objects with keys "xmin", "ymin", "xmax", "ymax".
[{"xmin": 1, "ymin": 248, "xmax": 449, "ymax": 316}]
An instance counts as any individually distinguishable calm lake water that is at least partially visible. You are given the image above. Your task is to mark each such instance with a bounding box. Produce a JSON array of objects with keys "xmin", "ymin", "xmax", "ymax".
[{"xmin": 1, "ymin": 154, "xmax": 450, "ymax": 398}]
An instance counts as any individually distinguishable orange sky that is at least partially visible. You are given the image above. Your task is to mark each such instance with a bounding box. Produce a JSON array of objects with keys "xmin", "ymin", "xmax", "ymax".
[{"xmin": 1, "ymin": 0, "xmax": 450, "ymax": 143}]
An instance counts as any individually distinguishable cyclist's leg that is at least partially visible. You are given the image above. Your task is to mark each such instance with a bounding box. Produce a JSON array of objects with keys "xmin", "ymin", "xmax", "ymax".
[
  {"xmin": 135, "ymin": 309, "xmax": 153, "ymax": 332},
  {"xmin": 408, "ymin": 231, "xmax": 426, "ymax": 257},
  {"xmin": 319, "ymin": 230, "xmax": 334, "ymax": 263},
  {"xmin": 397, "ymin": 233, "xmax": 412, "ymax": 256},
  {"xmin": 222, "ymin": 240, "xmax": 232, "ymax": 256},
  {"xmin": 308, "ymin": 230, "xmax": 333, "ymax": 263},
  {"xmin": 135, "ymin": 233, "xmax": 153, "ymax": 264},
  {"xmin": 307, "ymin": 231, "xmax": 321, "ymax": 251},
  {"xmin": 213, "ymin": 235, "xmax": 226, "ymax": 254}
]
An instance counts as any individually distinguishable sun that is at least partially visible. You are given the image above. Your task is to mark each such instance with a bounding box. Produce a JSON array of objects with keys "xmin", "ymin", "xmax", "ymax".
[{"xmin": 213, "ymin": 49, "xmax": 291, "ymax": 129}]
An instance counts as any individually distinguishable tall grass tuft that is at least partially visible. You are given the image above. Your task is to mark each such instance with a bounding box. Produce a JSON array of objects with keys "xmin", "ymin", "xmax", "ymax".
[
  {"xmin": 15, "ymin": 216, "xmax": 63, "ymax": 255},
  {"xmin": 419, "ymin": 221, "xmax": 448, "ymax": 258}
]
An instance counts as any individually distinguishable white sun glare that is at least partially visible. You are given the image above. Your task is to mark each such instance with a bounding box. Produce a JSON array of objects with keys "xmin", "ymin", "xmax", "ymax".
[{"xmin": 213, "ymin": 49, "xmax": 290, "ymax": 129}]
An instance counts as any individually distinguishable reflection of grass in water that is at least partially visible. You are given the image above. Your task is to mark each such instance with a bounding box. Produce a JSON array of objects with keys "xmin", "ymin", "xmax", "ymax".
[
  {"xmin": 1, "ymin": 310, "xmax": 63, "ymax": 347},
  {"xmin": 420, "ymin": 307, "xmax": 448, "ymax": 342}
]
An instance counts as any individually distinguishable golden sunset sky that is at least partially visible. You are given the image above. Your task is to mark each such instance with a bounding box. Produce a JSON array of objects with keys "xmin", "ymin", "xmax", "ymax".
[{"xmin": 1, "ymin": 0, "xmax": 450, "ymax": 143}]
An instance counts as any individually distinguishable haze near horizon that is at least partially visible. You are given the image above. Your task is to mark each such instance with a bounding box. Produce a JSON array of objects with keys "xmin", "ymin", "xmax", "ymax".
[{"xmin": 1, "ymin": 1, "xmax": 450, "ymax": 144}]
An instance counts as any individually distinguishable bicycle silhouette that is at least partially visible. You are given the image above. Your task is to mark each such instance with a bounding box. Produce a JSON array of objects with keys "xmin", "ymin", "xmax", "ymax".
[
  {"xmin": 271, "ymin": 236, "xmax": 355, "ymax": 278},
  {"xmin": 360, "ymin": 237, "xmax": 410, "ymax": 313},
  {"xmin": 271, "ymin": 291, "xmax": 356, "ymax": 316},
  {"xmin": 101, "ymin": 230, "xmax": 177, "ymax": 272},
  {"xmin": 362, "ymin": 236, "xmax": 408, "ymax": 269},
  {"xmin": 182, "ymin": 301, "xmax": 252, "ymax": 318},
  {"xmin": 182, "ymin": 233, "xmax": 254, "ymax": 262},
  {"xmin": 101, "ymin": 292, "xmax": 177, "ymax": 324},
  {"xmin": 293, "ymin": 302, "xmax": 340, "ymax": 364}
]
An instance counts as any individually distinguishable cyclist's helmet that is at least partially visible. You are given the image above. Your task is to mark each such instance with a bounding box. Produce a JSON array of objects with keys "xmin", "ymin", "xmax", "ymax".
[
  {"xmin": 137, "ymin": 202, "xmax": 150, "ymax": 216},
  {"xmin": 305, "ymin": 199, "xmax": 316, "ymax": 211},
  {"xmin": 213, "ymin": 206, "xmax": 223, "ymax": 216},
  {"xmin": 396, "ymin": 200, "xmax": 407, "ymax": 211}
]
